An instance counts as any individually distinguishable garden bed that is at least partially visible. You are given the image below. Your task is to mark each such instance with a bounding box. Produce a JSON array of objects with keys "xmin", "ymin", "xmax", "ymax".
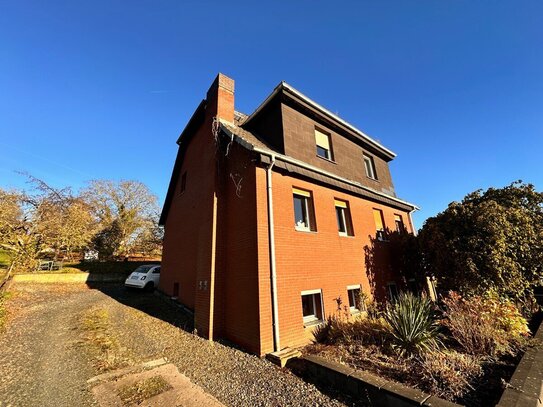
[
  {"xmin": 304, "ymin": 292, "xmax": 534, "ymax": 406},
  {"xmin": 305, "ymin": 342, "xmax": 519, "ymax": 406}
]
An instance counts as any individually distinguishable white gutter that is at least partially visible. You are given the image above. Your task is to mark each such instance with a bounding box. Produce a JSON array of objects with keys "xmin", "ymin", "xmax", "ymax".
[
  {"xmin": 243, "ymin": 82, "xmax": 397, "ymax": 159},
  {"xmin": 266, "ymin": 154, "xmax": 281, "ymax": 352},
  {"xmin": 251, "ymin": 145, "xmax": 418, "ymax": 211}
]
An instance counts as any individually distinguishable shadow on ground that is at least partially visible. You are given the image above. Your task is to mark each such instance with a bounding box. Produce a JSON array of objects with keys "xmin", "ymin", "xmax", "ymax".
[
  {"xmin": 85, "ymin": 283, "xmax": 363, "ymax": 407},
  {"xmin": 86, "ymin": 283, "xmax": 195, "ymax": 333}
]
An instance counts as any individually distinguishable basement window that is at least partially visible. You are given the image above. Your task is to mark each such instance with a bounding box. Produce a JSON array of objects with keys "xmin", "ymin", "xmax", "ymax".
[
  {"xmin": 315, "ymin": 128, "xmax": 333, "ymax": 161},
  {"xmin": 335, "ymin": 199, "xmax": 354, "ymax": 236},
  {"xmin": 293, "ymin": 188, "xmax": 316, "ymax": 232},
  {"xmin": 363, "ymin": 154, "xmax": 377, "ymax": 180},
  {"xmin": 301, "ymin": 289, "xmax": 324, "ymax": 325}
]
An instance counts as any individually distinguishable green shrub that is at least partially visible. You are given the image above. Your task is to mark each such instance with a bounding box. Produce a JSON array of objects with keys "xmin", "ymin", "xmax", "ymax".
[
  {"xmin": 441, "ymin": 291, "xmax": 529, "ymax": 357},
  {"xmin": 384, "ymin": 292, "xmax": 442, "ymax": 356}
]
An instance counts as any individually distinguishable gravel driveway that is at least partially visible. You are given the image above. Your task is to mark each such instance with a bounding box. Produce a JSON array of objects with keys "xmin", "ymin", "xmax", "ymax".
[{"xmin": 0, "ymin": 283, "xmax": 356, "ymax": 407}]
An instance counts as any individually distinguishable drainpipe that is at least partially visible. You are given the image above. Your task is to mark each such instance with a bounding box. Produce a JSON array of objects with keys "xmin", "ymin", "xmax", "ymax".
[
  {"xmin": 208, "ymin": 190, "xmax": 218, "ymax": 341},
  {"xmin": 266, "ymin": 154, "xmax": 281, "ymax": 352},
  {"xmin": 408, "ymin": 208, "xmax": 418, "ymax": 236}
]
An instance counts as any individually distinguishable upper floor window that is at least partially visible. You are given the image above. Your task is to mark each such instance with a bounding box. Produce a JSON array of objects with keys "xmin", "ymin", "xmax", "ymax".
[
  {"xmin": 363, "ymin": 154, "xmax": 377, "ymax": 180},
  {"xmin": 315, "ymin": 128, "xmax": 333, "ymax": 161},
  {"xmin": 373, "ymin": 208, "xmax": 386, "ymax": 241},
  {"xmin": 335, "ymin": 199, "xmax": 353, "ymax": 236},
  {"xmin": 394, "ymin": 214, "xmax": 404, "ymax": 232},
  {"xmin": 293, "ymin": 188, "xmax": 316, "ymax": 232}
]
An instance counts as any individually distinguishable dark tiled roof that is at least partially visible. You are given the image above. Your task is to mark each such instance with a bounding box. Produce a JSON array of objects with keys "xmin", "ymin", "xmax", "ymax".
[{"xmin": 220, "ymin": 119, "xmax": 275, "ymax": 152}]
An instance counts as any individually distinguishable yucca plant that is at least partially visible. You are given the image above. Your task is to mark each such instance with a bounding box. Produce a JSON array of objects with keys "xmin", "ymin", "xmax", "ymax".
[{"xmin": 384, "ymin": 292, "xmax": 442, "ymax": 356}]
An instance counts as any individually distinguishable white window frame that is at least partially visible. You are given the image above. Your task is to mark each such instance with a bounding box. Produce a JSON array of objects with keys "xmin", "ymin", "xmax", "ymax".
[
  {"xmin": 364, "ymin": 154, "xmax": 377, "ymax": 180},
  {"xmin": 337, "ymin": 206, "xmax": 347, "ymax": 236},
  {"xmin": 293, "ymin": 189, "xmax": 312, "ymax": 232},
  {"xmin": 301, "ymin": 289, "xmax": 324, "ymax": 325},
  {"xmin": 347, "ymin": 284, "xmax": 362, "ymax": 313},
  {"xmin": 315, "ymin": 128, "xmax": 333, "ymax": 161},
  {"xmin": 335, "ymin": 200, "xmax": 353, "ymax": 237}
]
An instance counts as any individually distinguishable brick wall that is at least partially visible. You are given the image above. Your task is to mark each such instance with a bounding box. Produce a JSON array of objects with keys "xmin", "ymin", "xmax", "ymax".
[
  {"xmin": 281, "ymin": 103, "xmax": 396, "ymax": 196},
  {"xmin": 161, "ymin": 73, "xmax": 414, "ymax": 356},
  {"xmin": 160, "ymin": 73, "xmax": 235, "ymax": 338},
  {"xmin": 256, "ymin": 168, "xmax": 413, "ymax": 353},
  {"xmin": 160, "ymin": 116, "xmax": 216, "ymax": 331},
  {"xmin": 214, "ymin": 143, "xmax": 262, "ymax": 354}
]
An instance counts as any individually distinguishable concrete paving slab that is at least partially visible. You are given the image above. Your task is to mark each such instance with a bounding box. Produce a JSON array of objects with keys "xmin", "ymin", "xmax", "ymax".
[{"xmin": 91, "ymin": 363, "xmax": 224, "ymax": 407}]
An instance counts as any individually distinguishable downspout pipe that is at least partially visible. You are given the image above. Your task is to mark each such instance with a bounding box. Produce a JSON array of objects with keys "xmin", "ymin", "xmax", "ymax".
[
  {"xmin": 408, "ymin": 208, "xmax": 418, "ymax": 236},
  {"xmin": 266, "ymin": 154, "xmax": 281, "ymax": 352}
]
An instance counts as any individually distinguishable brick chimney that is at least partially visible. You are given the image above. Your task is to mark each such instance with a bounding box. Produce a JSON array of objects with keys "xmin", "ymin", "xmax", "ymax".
[{"xmin": 206, "ymin": 73, "xmax": 235, "ymax": 124}]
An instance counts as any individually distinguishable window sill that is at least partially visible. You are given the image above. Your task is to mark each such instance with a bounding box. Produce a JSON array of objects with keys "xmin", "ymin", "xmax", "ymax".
[
  {"xmin": 303, "ymin": 319, "xmax": 324, "ymax": 328},
  {"xmin": 366, "ymin": 176, "xmax": 379, "ymax": 182},
  {"xmin": 295, "ymin": 227, "xmax": 317, "ymax": 234},
  {"xmin": 339, "ymin": 233, "xmax": 354, "ymax": 238},
  {"xmin": 316, "ymin": 155, "xmax": 337, "ymax": 165}
]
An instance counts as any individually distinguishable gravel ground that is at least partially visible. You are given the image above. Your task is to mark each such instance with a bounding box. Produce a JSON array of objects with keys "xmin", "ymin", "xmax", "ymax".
[
  {"xmin": 0, "ymin": 283, "xmax": 356, "ymax": 407},
  {"xmin": 0, "ymin": 285, "xmax": 99, "ymax": 407}
]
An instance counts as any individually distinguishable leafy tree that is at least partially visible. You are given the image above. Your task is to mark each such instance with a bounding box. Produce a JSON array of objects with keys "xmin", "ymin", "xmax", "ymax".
[
  {"xmin": 0, "ymin": 188, "xmax": 42, "ymax": 272},
  {"xmin": 54, "ymin": 198, "xmax": 97, "ymax": 260},
  {"xmin": 91, "ymin": 219, "xmax": 123, "ymax": 260},
  {"xmin": 82, "ymin": 180, "xmax": 160, "ymax": 258},
  {"xmin": 419, "ymin": 181, "xmax": 543, "ymax": 301}
]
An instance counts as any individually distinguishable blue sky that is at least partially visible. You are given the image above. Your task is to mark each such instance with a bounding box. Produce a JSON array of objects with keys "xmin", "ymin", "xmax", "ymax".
[{"xmin": 1, "ymin": 1, "xmax": 541, "ymax": 228}]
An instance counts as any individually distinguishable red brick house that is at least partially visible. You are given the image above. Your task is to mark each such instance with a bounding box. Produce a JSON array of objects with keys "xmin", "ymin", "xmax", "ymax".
[{"xmin": 159, "ymin": 73, "xmax": 418, "ymax": 356}]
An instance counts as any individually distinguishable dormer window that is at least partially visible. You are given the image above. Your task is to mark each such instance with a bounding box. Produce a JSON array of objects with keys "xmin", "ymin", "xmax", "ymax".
[
  {"xmin": 315, "ymin": 128, "xmax": 333, "ymax": 161},
  {"xmin": 363, "ymin": 154, "xmax": 377, "ymax": 180}
]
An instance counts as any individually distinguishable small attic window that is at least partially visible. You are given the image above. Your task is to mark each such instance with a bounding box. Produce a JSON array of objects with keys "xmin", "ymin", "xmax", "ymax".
[
  {"xmin": 364, "ymin": 154, "xmax": 377, "ymax": 180},
  {"xmin": 315, "ymin": 128, "xmax": 333, "ymax": 161}
]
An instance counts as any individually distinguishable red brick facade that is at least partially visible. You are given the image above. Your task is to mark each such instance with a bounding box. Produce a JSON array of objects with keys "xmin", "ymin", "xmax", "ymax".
[{"xmin": 160, "ymin": 74, "xmax": 417, "ymax": 356}]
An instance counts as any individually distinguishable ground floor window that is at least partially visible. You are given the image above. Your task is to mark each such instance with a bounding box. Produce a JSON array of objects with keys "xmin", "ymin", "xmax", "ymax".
[
  {"xmin": 301, "ymin": 289, "xmax": 323, "ymax": 325},
  {"xmin": 347, "ymin": 285, "xmax": 363, "ymax": 312}
]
